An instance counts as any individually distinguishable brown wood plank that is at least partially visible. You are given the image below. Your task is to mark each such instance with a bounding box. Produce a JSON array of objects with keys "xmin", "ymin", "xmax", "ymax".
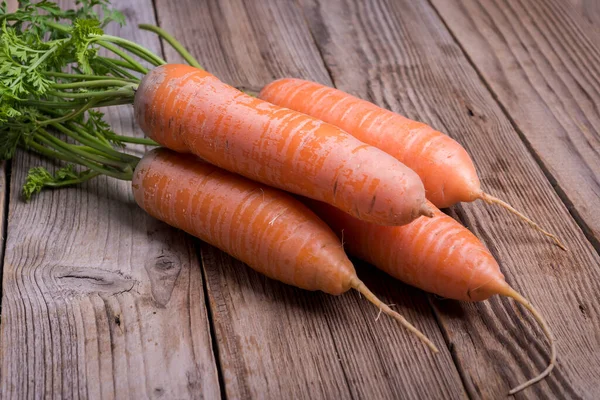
[
  {"xmin": 566, "ymin": 0, "xmax": 600, "ymax": 26},
  {"xmin": 154, "ymin": 0, "xmax": 467, "ymax": 398},
  {"xmin": 0, "ymin": 162, "xmax": 6, "ymax": 287},
  {"xmin": 0, "ymin": 1, "xmax": 220, "ymax": 398},
  {"xmin": 430, "ymin": 0, "xmax": 600, "ymax": 252},
  {"xmin": 300, "ymin": 0, "xmax": 600, "ymax": 398}
]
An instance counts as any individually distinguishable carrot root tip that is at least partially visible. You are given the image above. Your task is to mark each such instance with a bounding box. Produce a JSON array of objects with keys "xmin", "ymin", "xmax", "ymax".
[
  {"xmin": 479, "ymin": 192, "xmax": 567, "ymax": 251},
  {"xmin": 504, "ymin": 287, "xmax": 557, "ymax": 395},
  {"xmin": 350, "ymin": 277, "xmax": 439, "ymax": 353}
]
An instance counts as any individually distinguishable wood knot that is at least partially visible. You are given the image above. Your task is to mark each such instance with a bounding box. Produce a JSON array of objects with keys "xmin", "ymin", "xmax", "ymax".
[{"xmin": 145, "ymin": 252, "xmax": 183, "ymax": 307}]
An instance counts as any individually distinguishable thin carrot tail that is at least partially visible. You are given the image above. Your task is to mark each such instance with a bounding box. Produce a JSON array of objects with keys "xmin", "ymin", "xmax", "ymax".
[
  {"xmin": 350, "ymin": 277, "xmax": 439, "ymax": 353},
  {"xmin": 478, "ymin": 192, "xmax": 567, "ymax": 251},
  {"xmin": 504, "ymin": 287, "xmax": 557, "ymax": 395}
]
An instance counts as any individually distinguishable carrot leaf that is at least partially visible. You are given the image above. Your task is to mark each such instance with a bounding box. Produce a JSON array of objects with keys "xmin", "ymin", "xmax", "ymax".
[{"xmin": 22, "ymin": 164, "xmax": 97, "ymax": 201}]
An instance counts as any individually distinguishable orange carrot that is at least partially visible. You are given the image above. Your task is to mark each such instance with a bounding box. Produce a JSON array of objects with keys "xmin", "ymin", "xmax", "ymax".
[
  {"xmin": 307, "ymin": 199, "xmax": 555, "ymax": 394},
  {"xmin": 260, "ymin": 79, "xmax": 564, "ymax": 249},
  {"xmin": 132, "ymin": 147, "xmax": 438, "ymax": 352},
  {"xmin": 133, "ymin": 64, "xmax": 433, "ymax": 227}
]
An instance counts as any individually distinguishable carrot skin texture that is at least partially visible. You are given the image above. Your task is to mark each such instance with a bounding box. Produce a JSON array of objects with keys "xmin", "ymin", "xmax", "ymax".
[
  {"xmin": 260, "ymin": 79, "xmax": 566, "ymax": 250},
  {"xmin": 132, "ymin": 148, "xmax": 439, "ymax": 352},
  {"xmin": 134, "ymin": 64, "xmax": 431, "ymax": 226},
  {"xmin": 259, "ymin": 78, "xmax": 481, "ymax": 208},
  {"xmin": 132, "ymin": 148, "xmax": 354, "ymax": 295},
  {"xmin": 308, "ymin": 200, "xmax": 506, "ymax": 301},
  {"xmin": 307, "ymin": 199, "xmax": 556, "ymax": 393}
]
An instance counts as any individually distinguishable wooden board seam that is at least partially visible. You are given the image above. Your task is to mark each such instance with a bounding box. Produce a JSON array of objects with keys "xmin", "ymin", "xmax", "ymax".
[{"xmin": 196, "ymin": 244, "xmax": 228, "ymax": 400}]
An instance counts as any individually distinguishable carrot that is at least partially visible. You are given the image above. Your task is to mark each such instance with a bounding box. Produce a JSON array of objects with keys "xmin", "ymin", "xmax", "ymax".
[
  {"xmin": 3, "ymin": 1, "xmax": 437, "ymax": 351},
  {"xmin": 3, "ymin": 1, "xmax": 432, "ymax": 228},
  {"xmin": 259, "ymin": 79, "xmax": 565, "ymax": 250},
  {"xmin": 18, "ymin": 116, "xmax": 438, "ymax": 352},
  {"xmin": 307, "ymin": 199, "xmax": 556, "ymax": 394},
  {"xmin": 131, "ymin": 148, "xmax": 437, "ymax": 352},
  {"xmin": 133, "ymin": 64, "xmax": 433, "ymax": 226}
]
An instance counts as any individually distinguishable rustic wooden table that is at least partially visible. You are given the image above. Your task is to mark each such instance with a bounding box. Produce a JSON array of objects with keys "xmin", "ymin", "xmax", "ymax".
[{"xmin": 2, "ymin": 0, "xmax": 600, "ymax": 398}]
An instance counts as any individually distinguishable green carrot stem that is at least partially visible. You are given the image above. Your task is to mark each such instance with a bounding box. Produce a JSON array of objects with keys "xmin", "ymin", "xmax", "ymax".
[
  {"xmin": 43, "ymin": 171, "xmax": 101, "ymax": 188},
  {"xmin": 24, "ymin": 96, "xmax": 133, "ymax": 109},
  {"xmin": 65, "ymin": 121, "xmax": 113, "ymax": 147},
  {"xmin": 38, "ymin": 98, "xmax": 100, "ymax": 126},
  {"xmin": 75, "ymin": 145, "xmax": 125, "ymax": 161},
  {"xmin": 27, "ymin": 140, "xmax": 80, "ymax": 165},
  {"xmin": 36, "ymin": 129, "xmax": 130, "ymax": 169},
  {"xmin": 97, "ymin": 41, "xmax": 148, "ymax": 74},
  {"xmin": 28, "ymin": 45, "xmax": 60, "ymax": 71},
  {"xmin": 49, "ymin": 121, "xmax": 139, "ymax": 164},
  {"xmin": 52, "ymin": 79, "xmax": 131, "ymax": 90},
  {"xmin": 96, "ymin": 58, "xmax": 141, "ymax": 80},
  {"xmin": 139, "ymin": 24, "xmax": 203, "ymax": 69},
  {"xmin": 24, "ymin": 100, "xmax": 88, "ymax": 109},
  {"xmin": 106, "ymin": 135, "xmax": 158, "ymax": 146},
  {"xmin": 44, "ymin": 71, "xmax": 138, "ymax": 83},
  {"xmin": 44, "ymin": 20, "xmax": 70, "ymax": 33},
  {"xmin": 35, "ymin": 132, "xmax": 134, "ymax": 180},
  {"xmin": 47, "ymin": 86, "xmax": 136, "ymax": 99},
  {"xmin": 99, "ymin": 34, "xmax": 167, "ymax": 66}
]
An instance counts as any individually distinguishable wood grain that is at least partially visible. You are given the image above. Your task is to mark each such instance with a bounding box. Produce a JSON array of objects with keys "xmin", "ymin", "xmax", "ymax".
[
  {"xmin": 566, "ymin": 0, "xmax": 600, "ymax": 26},
  {"xmin": 0, "ymin": 1, "xmax": 220, "ymax": 398},
  {"xmin": 430, "ymin": 0, "xmax": 600, "ymax": 252},
  {"xmin": 300, "ymin": 0, "xmax": 600, "ymax": 397},
  {"xmin": 154, "ymin": 0, "xmax": 467, "ymax": 398},
  {"xmin": 1, "ymin": 0, "xmax": 17, "ymax": 297},
  {"xmin": 0, "ymin": 162, "xmax": 6, "ymax": 284}
]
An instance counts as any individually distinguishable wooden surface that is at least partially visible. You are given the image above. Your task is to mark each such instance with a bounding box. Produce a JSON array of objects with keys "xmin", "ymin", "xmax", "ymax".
[
  {"xmin": 0, "ymin": 0, "xmax": 220, "ymax": 398},
  {"xmin": 299, "ymin": 0, "xmax": 600, "ymax": 398},
  {"xmin": 431, "ymin": 0, "xmax": 600, "ymax": 252},
  {"xmin": 155, "ymin": 1, "xmax": 465, "ymax": 399},
  {"xmin": 1, "ymin": 0, "xmax": 600, "ymax": 399}
]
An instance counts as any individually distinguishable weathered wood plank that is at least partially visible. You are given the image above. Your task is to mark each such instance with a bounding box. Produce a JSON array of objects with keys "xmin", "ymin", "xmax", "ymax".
[
  {"xmin": 300, "ymin": 0, "xmax": 600, "ymax": 397},
  {"xmin": 0, "ymin": 1, "xmax": 220, "ymax": 398},
  {"xmin": 566, "ymin": 0, "xmax": 600, "ymax": 26},
  {"xmin": 154, "ymin": 0, "xmax": 467, "ymax": 398},
  {"xmin": 0, "ymin": 162, "xmax": 5, "ymax": 291},
  {"xmin": 430, "ymin": 0, "xmax": 600, "ymax": 252}
]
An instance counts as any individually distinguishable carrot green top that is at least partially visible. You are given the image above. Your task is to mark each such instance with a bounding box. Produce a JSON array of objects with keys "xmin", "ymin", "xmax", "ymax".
[{"xmin": 0, "ymin": 0, "xmax": 199, "ymax": 198}]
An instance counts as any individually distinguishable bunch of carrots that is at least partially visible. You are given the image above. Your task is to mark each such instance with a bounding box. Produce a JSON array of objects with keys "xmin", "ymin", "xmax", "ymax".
[{"xmin": 1, "ymin": 0, "xmax": 562, "ymax": 395}]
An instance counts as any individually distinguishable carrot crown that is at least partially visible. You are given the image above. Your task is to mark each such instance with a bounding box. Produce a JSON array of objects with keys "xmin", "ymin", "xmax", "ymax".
[{"xmin": 0, "ymin": 0, "xmax": 200, "ymax": 199}]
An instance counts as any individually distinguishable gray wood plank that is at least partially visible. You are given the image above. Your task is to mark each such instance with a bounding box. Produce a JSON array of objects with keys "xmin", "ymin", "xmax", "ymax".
[
  {"xmin": 154, "ymin": 0, "xmax": 467, "ymax": 398},
  {"xmin": 431, "ymin": 0, "xmax": 600, "ymax": 252},
  {"xmin": 0, "ymin": 1, "xmax": 220, "ymax": 398},
  {"xmin": 300, "ymin": 0, "xmax": 600, "ymax": 397}
]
